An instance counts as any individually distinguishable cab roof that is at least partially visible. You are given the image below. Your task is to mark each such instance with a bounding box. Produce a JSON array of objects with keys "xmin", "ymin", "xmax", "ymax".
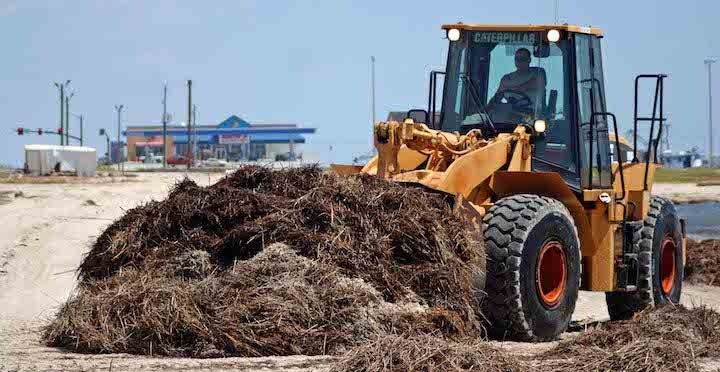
[{"xmin": 441, "ymin": 23, "xmax": 603, "ymax": 36}]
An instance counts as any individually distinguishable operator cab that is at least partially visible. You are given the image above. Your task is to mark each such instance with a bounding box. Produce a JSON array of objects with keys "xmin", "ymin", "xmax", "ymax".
[{"xmin": 437, "ymin": 24, "xmax": 611, "ymax": 190}]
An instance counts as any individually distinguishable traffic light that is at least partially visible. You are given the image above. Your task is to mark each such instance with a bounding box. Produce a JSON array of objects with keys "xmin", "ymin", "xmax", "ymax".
[
  {"xmin": 37, "ymin": 128, "xmax": 42, "ymax": 135},
  {"xmin": 57, "ymin": 127, "xmax": 63, "ymax": 135},
  {"xmin": 17, "ymin": 128, "xmax": 23, "ymax": 135}
]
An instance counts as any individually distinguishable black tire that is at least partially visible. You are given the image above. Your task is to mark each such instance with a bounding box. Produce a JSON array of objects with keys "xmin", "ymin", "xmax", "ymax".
[
  {"xmin": 482, "ymin": 194, "xmax": 581, "ymax": 341},
  {"xmin": 606, "ymin": 196, "xmax": 683, "ymax": 320}
]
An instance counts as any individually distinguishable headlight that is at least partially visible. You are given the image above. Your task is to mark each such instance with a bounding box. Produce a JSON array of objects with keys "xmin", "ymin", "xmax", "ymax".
[
  {"xmin": 534, "ymin": 120, "xmax": 547, "ymax": 133},
  {"xmin": 448, "ymin": 28, "xmax": 461, "ymax": 42},
  {"xmin": 547, "ymin": 29, "xmax": 560, "ymax": 43}
]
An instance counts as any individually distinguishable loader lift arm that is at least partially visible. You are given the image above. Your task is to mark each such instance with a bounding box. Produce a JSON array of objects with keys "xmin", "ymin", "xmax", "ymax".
[{"xmin": 368, "ymin": 119, "xmax": 532, "ymax": 198}]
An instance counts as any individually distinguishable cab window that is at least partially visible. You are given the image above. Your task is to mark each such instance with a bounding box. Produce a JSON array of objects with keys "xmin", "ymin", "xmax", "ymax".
[
  {"xmin": 440, "ymin": 31, "xmax": 576, "ymax": 173},
  {"xmin": 531, "ymin": 41, "xmax": 575, "ymax": 172}
]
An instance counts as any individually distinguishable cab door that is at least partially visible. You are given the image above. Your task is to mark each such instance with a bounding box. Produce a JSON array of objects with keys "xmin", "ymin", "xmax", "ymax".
[
  {"xmin": 575, "ymin": 34, "xmax": 611, "ymax": 189},
  {"xmin": 530, "ymin": 35, "xmax": 581, "ymax": 190}
]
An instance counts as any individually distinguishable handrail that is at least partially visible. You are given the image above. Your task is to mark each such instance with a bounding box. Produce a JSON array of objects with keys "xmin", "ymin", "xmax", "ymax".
[
  {"xmin": 427, "ymin": 71, "xmax": 434, "ymax": 128},
  {"xmin": 427, "ymin": 70, "xmax": 445, "ymax": 129},
  {"xmin": 606, "ymin": 113, "xmax": 626, "ymax": 200},
  {"xmin": 634, "ymin": 74, "xmax": 666, "ymax": 190}
]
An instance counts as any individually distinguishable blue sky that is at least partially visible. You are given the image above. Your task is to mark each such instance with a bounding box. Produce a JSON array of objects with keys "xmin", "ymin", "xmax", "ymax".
[{"xmin": 1, "ymin": 0, "xmax": 718, "ymax": 166}]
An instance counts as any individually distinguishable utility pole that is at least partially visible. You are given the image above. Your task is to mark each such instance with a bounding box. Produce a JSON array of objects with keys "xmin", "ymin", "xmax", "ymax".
[
  {"xmin": 65, "ymin": 91, "xmax": 74, "ymax": 145},
  {"xmin": 706, "ymin": 57, "xmax": 719, "ymax": 167},
  {"xmin": 162, "ymin": 82, "xmax": 168, "ymax": 168},
  {"xmin": 186, "ymin": 80, "xmax": 192, "ymax": 169},
  {"xmin": 115, "ymin": 104, "xmax": 124, "ymax": 165},
  {"xmin": 709, "ymin": 61, "xmax": 714, "ymax": 167},
  {"xmin": 54, "ymin": 80, "xmax": 70, "ymax": 146},
  {"xmin": 60, "ymin": 86, "xmax": 64, "ymax": 146},
  {"xmin": 192, "ymin": 104, "xmax": 197, "ymax": 163},
  {"xmin": 371, "ymin": 56, "xmax": 376, "ymax": 126},
  {"xmin": 115, "ymin": 105, "xmax": 124, "ymax": 143},
  {"xmin": 100, "ymin": 129, "xmax": 110, "ymax": 164},
  {"xmin": 553, "ymin": 0, "xmax": 559, "ymax": 24},
  {"xmin": 71, "ymin": 113, "xmax": 84, "ymax": 146}
]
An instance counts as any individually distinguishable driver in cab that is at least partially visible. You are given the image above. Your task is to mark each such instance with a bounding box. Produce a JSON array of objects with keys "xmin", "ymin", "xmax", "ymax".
[
  {"xmin": 490, "ymin": 48, "xmax": 545, "ymax": 113},
  {"xmin": 463, "ymin": 48, "xmax": 545, "ymax": 129}
]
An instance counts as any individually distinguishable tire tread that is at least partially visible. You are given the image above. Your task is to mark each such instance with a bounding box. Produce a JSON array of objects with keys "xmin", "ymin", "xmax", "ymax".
[
  {"xmin": 606, "ymin": 196, "xmax": 674, "ymax": 320},
  {"xmin": 483, "ymin": 194, "xmax": 580, "ymax": 341}
]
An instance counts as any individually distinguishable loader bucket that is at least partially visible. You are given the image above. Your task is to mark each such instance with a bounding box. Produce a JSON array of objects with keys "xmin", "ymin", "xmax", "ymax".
[{"xmin": 330, "ymin": 164, "xmax": 365, "ymax": 175}]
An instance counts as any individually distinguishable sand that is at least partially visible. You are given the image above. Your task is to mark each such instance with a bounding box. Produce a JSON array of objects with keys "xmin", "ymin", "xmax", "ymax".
[
  {"xmin": 1, "ymin": 174, "xmax": 719, "ymax": 371},
  {"xmin": 654, "ymin": 183, "xmax": 720, "ymax": 204}
]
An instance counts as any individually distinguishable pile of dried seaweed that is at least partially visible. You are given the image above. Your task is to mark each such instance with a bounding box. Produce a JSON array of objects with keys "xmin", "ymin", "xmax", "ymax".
[
  {"xmin": 44, "ymin": 166, "xmax": 485, "ymax": 356},
  {"xmin": 539, "ymin": 305, "xmax": 720, "ymax": 372},
  {"xmin": 685, "ymin": 239, "xmax": 720, "ymax": 286},
  {"xmin": 335, "ymin": 305, "xmax": 720, "ymax": 372},
  {"xmin": 44, "ymin": 164, "xmax": 720, "ymax": 370},
  {"xmin": 334, "ymin": 334, "xmax": 524, "ymax": 372}
]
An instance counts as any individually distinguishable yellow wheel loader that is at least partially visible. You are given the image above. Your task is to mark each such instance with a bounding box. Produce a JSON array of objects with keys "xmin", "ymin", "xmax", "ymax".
[{"xmin": 333, "ymin": 24, "xmax": 687, "ymax": 341}]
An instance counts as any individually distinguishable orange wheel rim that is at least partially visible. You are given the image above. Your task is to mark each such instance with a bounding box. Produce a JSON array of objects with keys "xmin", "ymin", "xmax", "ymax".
[
  {"xmin": 660, "ymin": 236, "xmax": 676, "ymax": 295},
  {"xmin": 537, "ymin": 240, "xmax": 567, "ymax": 308}
]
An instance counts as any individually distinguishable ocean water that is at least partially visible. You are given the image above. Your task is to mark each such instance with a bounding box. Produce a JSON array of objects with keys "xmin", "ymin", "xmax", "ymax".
[{"xmin": 675, "ymin": 202, "xmax": 720, "ymax": 240}]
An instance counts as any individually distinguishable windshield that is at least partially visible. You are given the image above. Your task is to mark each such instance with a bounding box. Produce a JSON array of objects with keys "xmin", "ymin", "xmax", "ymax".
[{"xmin": 441, "ymin": 31, "xmax": 571, "ymax": 135}]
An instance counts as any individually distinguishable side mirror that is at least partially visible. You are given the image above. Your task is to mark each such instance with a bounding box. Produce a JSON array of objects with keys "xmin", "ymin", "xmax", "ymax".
[
  {"xmin": 99, "ymin": 129, "xmax": 106, "ymax": 136},
  {"xmin": 533, "ymin": 44, "xmax": 551, "ymax": 58},
  {"xmin": 405, "ymin": 109, "xmax": 429, "ymax": 125}
]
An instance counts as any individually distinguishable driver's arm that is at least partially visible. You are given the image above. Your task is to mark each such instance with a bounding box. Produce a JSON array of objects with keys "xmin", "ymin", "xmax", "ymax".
[{"xmin": 487, "ymin": 75, "xmax": 511, "ymax": 109}]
